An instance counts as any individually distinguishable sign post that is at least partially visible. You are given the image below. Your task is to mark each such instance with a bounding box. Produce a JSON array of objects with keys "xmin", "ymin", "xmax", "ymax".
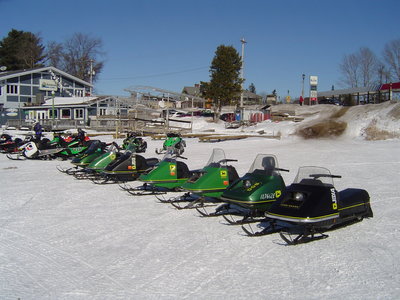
[
  {"xmin": 309, "ymin": 76, "xmax": 318, "ymax": 105},
  {"xmin": 39, "ymin": 79, "xmax": 58, "ymax": 129}
]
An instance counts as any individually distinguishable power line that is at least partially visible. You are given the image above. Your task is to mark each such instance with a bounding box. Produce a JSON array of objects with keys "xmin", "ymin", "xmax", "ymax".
[{"xmin": 98, "ymin": 66, "xmax": 208, "ymax": 81}]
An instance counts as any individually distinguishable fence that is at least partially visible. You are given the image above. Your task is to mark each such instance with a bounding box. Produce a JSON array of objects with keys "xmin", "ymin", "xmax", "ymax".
[{"xmin": 7, "ymin": 117, "xmax": 193, "ymax": 135}]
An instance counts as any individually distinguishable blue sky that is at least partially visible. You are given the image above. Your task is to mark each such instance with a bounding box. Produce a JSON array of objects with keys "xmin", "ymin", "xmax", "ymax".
[{"xmin": 1, "ymin": 0, "xmax": 399, "ymax": 99}]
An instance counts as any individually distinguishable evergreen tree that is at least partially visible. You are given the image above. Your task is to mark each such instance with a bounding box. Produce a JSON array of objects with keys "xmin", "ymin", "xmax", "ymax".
[
  {"xmin": 0, "ymin": 29, "xmax": 45, "ymax": 70},
  {"xmin": 201, "ymin": 45, "xmax": 243, "ymax": 112},
  {"xmin": 248, "ymin": 83, "xmax": 256, "ymax": 93}
]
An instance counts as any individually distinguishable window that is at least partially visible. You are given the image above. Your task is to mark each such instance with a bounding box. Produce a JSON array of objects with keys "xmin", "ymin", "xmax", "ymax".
[
  {"xmin": 74, "ymin": 108, "xmax": 84, "ymax": 119},
  {"xmin": 20, "ymin": 85, "xmax": 31, "ymax": 95},
  {"xmin": 60, "ymin": 109, "xmax": 71, "ymax": 119},
  {"xmin": 99, "ymin": 108, "xmax": 107, "ymax": 116},
  {"xmin": 49, "ymin": 109, "xmax": 58, "ymax": 119},
  {"xmin": 7, "ymin": 85, "xmax": 18, "ymax": 94}
]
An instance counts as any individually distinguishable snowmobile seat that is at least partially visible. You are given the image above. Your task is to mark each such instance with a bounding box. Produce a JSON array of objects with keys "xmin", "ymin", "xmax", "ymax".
[
  {"xmin": 177, "ymin": 161, "xmax": 191, "ymax": 179},
  {"xmin": 339, "ymin": 188, "xmax": 369, "ymax": 207},
  {"xmin": 227, "ymin": 166, "xmax": 239, "ymax": 183},
  {"xmin": 298, "ymin": 178, "xmax": 324, "ymax": 186},
  {"xmin": 145, "ymin": 157, "xmax": 160, "ymax": 167}
]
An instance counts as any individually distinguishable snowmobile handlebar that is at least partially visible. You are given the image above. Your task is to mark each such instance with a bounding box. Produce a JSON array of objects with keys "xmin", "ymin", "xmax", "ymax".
[
  {"xmin": 275, "ymin": 167, "xmax": 289, "ymax": 172},
  {"xmin": 222, "ymin": 159, "xmax": 238, "ymax": 163},
  {"xmin": 310, "ymin": 173, "xmax": 342, "ymax": 179}
]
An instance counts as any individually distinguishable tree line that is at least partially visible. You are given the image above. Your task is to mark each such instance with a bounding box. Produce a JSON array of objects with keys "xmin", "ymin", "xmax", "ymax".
[
  {"xmin": 339, "ymin": 39, "xmax": 400, "ymax": 88},
  {"xmin": 0, "ymin": 29, "xmax": 104, "ymax": 83}
]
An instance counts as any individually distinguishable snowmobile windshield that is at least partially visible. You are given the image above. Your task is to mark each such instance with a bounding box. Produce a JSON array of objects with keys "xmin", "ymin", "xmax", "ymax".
[
  {"xmin": 248, "ymin": 154, "xmax": 279, "ymax": 176},
  {"xmin": 205, "ymin": 148, "xmax": 227, "ymax": 168},
  {"xmin": 161, "ymin": 147, "xmax": 177, "ymax": 163},
  {"xmin": 293, "ymin": 166, "xmax": 335, "ymax": 186},
  {"xmin": 125, "ymin": 141, "xmax": 138, "ymax": 152},
  {"xmin": 85, "ymin": 140, "xmax": 100, "ymax": 154}
]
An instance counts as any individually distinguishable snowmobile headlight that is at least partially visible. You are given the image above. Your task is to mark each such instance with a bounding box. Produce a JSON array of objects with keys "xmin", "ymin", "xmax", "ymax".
[
  {"xmin": 293, "ymin": 192, "xmax": 305, "ymax": 202},
  {"xmin": 243, "ymin": 180, "xmax": 252, "ymax": 189}
]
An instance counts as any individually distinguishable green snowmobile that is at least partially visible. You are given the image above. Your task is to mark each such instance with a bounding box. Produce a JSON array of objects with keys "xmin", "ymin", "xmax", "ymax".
[
  {"xmin": 122, "ymin": 132, "xmax": 147, "ymax": 152},
  {"xmin": 53, "ymin": 129, "xmax": 92, "ymax": 159},
  {"xmin": 155, "ymin": 132, "xmax": 186, "ymax": 155},
  {"xmin": 197, "ymin": 154, "xmax": 289, "ymax": 224},
  {"xmin": 159, "ymin": 148, "xmax": 239, "ymax": 209},
  {"xmin": 57, "ymin": 140, "xmax": 109, "ymax": 174},
  {"xmin": 72, "ymin": 142, "xmax": 121, "ymax": 180},
  {"xmin": 123, "ymin": 147, "xmax": 192, "ymax": 195}
]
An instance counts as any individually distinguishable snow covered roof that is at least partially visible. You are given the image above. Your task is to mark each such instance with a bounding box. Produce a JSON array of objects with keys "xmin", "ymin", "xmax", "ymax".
[{"xmin": 42, "ymin": 96, "xmax": 98, "ymax": 106}]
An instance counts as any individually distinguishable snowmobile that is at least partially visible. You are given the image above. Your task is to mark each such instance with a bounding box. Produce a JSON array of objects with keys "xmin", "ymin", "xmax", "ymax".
[
  {"xmin": 0, "ymin": 133, "xmax": 24, "ymax": 153},
  {"xmin": 122, "ymin": 147, "xmax": 192, "ymax": 195},
  {"xmin": 159, "ymin": 148, "xmax": 239, "ymax": 209},
  {"xmin": 122, "ymin": 132, "xmax": 147, "ymax": 153},
  {"xmin": 52, "ymin": 129, "xmax": 92, "ymax": 159},
  {"xmin": 155, "ymin": 132, "xmax": 186, "ymax": 155},
  {"xmin": 72, "ymin": 137, "xmax": 145, "ymax": 181},
  {"xmin": 6, "ymin": 135, "xmax": 64, "ymax": 160},
  {"xmin": 243, "ymin": 166, "xmax": 373, "ymax": 245},
  {"xmin": 72, "ymin": 142, "xmax": 123, "ymax": 180},
  {"xmin": 196, "ymin": 154, "xmax": 288, "ymax": 223},
  {"xmin": 57, "ymin": 140, "xmax": 109, "ymax": 174},
  {"xmin": 98, "ymin": 151, "xmax": 159, "ymax": 183}
]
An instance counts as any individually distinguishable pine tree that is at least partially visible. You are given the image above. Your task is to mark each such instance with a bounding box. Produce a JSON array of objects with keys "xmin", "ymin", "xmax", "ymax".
[
  {"xmin": 201, "ymin": 45, "xmax": 243, "ymax": 112},
  {"xmin": 0, "ymin": 29, "xmax": 45, "ymax": 70}
]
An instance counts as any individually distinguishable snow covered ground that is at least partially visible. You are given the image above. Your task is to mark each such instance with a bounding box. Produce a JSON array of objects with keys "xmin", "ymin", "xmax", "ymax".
[{"xmin": 1, "ymin": 102, "xmax": 400, "ymax": 299}]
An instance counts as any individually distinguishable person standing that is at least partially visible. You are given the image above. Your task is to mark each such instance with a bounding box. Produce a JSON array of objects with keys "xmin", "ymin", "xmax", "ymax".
[
  {"xmin": 299, "ymin": 96, "xmax": 304, "ymax": 106},
  {"xmin": 33, "ymin": 121, "xmax": 43, "ymax": 140}
]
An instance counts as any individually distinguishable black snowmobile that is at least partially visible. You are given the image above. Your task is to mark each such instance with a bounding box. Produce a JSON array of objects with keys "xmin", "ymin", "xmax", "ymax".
[
  {"xmin": 243, "ymin": 166, "xmax": 373, "ymax": 245},
  {"xmin": 122, "ymin": 132, "xmax": 147, "ymax": 153},
  {"xmin": 96, "ymin": 143, "xmax": 159, "ymax": 184},
  {"xmin": 0, "ymin": 134, "xmax": 24, "ymax": 153}
]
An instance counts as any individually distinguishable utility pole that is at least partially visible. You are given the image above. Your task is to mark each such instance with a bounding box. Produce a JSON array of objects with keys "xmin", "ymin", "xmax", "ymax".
[
  {"xmin": 89, "ymin": 59, "xmax": 94, "ymax": 96},
  {"xmin": 240, "ymin": 38, "xmax": 247, "ymax": 120}
]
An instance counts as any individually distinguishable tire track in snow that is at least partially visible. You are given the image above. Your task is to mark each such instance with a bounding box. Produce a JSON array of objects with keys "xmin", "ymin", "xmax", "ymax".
[{"xmin": 0, "ymin": 228, "xmax": 131, "ymax": 295}]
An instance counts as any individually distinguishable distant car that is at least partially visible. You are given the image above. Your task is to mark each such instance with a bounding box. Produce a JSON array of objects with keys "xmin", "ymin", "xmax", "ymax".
[
  {"xmin": 319, "ymin": 98, "xmax": 341, "ymax": 105},
  {"xmin": 219, "ymin": 113, "xmax": 236, "ymax": 122}
]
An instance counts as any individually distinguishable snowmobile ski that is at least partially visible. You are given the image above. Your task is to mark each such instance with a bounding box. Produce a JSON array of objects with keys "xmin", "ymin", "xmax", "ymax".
[
  {"xmin": 171, "ymin": 199, "xmax": 218, "ymax": 210},
  {"xmin": 6, "ymin": 153, "xmax": 26, "ymax": 160},
  {"xmin": 221, "ymin": 214, "xmax": 265, "ymax": 225},
  {"xmin": 241, "ymin": 221, "xmax": 283, "ymax": 237},
  {"xmin": 279, "ymin": 230, "xmax": 329, "ymax": 245}
]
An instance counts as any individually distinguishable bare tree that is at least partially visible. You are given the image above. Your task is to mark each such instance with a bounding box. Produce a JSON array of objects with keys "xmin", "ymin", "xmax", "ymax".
[
  {"xmin": 339, "ymin": 53, "xmax": 360, "ymax": 88},
  {"xmin": 358, "ymin": 47, "xmax": 378, "ymax": 87},
  {"xmin": 376, "ymin": 63, "xmax": 392, "ymax": 84},
  {"xmin": 46, "ymin": 33, "xmax": 104, "ymax": 83},
  {"xmin": 383, "ymin": 39, "xmax": 400, "ymax": 81},
  {"xmin": 46, "ymin": 41, "xmax": 64, "ymax": 69},
  {"xmin": 62, "ymin": 33, "xmax": 104, "ymax": 82}
]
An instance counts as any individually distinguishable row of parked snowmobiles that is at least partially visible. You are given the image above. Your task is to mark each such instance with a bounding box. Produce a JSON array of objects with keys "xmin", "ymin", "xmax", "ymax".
[
  {"xmin": 2, "ymin": 128, "xmax": 93, "ymax": 160},
  {"xmin": 2, "ymin": 129, "xmax": 373, "ymax": 245},
  {"xmin": 54, "ymin": 132, "xmax": 187, "ymax": 185},
  {"xmin": 116, "ymin": 146, "xmax": 373, "ymax": 245}
]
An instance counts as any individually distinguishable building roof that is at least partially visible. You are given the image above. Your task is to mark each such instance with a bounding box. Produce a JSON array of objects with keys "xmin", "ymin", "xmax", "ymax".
[
  {"xmin": 182, "ymin": 86, "xmax": 200, "ymax": 96},
  {"xmin": 318, "ymin": 85, "xmax": 380, "ymax": 97},
  {"xmin": 380, "ymin": 82, "xmax": 400, "ymax": 91},
  {"xmin": 0, "ymin": 66, "xmax": 92, "ymax": 87}
]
